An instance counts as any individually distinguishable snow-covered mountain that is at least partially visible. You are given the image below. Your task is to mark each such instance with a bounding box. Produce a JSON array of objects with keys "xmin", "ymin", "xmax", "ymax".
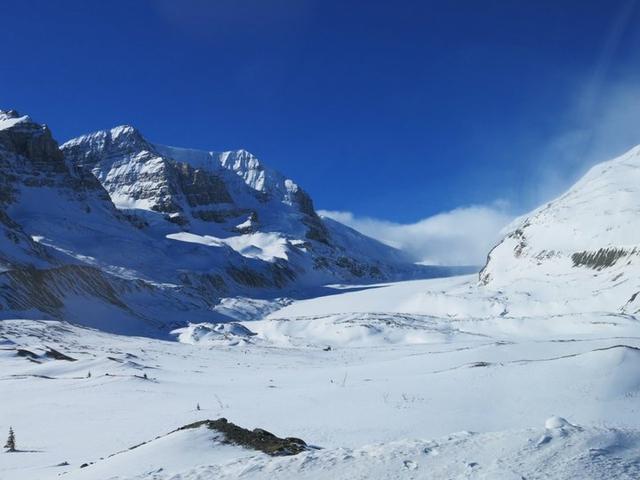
[
  {"xmin": 0, "ymin": 110, "xmax": 443, "ymax": 335},
  {"xmin": 61, "ymin": 126, "xmax": 329, "ymax": 240},
  {"xmin": 479, "ymin": 144, "xmax": 640, "ymax": 314},
  {"xmin": 60, "ymin": 123, "xmax": 437, "ymax": 281}
]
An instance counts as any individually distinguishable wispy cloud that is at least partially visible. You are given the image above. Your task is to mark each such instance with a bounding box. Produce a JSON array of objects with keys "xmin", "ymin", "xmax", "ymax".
[{"xmin": 320, "ymin": 203, "xmax": 512, "ymax": 266}]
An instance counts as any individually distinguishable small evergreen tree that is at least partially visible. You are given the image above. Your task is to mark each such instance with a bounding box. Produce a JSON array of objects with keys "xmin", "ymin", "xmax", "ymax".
[
  {"xmin": 197, "ymin": 403, "xmax": 201, "ymax": 411},
  {"xmin": 4, "ymin": 427, "xmax": 16, "ymax": 452}
]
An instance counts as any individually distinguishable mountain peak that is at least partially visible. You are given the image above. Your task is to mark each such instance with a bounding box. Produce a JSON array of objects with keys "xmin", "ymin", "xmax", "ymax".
[
  {"xmin": 0, "ymin": 110, "xmax": 64, "ymax": 166},
  {"xmin": 0, "ymin": 109, "xmax": 31, "ymax": 131},
  {"xmin": 64, "ymin": 124, "xmax": 148, "ymax": 148},
  {"xmin": 109, "ymin": 124, "xmax": 140, "ymax": 138},
  {"xmin": 0, "ymin": 109, "xmax": 38, "ymax": 133}
]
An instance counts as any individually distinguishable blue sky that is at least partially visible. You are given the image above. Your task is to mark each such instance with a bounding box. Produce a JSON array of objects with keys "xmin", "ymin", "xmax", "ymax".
[{"xmin": 2, "ymin": 1, "xmax": 639, "ymax": 263}]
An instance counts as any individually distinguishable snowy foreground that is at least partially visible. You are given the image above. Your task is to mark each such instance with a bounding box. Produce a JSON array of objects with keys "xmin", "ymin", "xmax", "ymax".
[{"xmin": 3, "ymin": 276, "xmax": 640, "ymax": 479}]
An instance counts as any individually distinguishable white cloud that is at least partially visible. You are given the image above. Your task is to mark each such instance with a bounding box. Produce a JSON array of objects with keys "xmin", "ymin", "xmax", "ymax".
[{"xmin": 319, "ymin": 203, "xmax": 512, "ymax": 266}]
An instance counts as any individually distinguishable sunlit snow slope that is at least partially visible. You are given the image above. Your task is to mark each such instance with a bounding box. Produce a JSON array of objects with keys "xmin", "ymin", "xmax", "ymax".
[{"xmin": 480, "ymin": 144, "xmax": 640, "ymax": 314}]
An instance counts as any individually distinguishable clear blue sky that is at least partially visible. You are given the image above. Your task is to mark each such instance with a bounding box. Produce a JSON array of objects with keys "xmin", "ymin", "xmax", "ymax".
[{"xmin": 2, "ymin": 0, "xmax": 639, "ymax": 223}]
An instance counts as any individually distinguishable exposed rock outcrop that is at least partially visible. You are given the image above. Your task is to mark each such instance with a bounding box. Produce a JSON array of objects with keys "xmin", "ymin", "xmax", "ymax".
[{"xmin": 179, "ymin": 418, "xmax": 308, "ymax": 456}]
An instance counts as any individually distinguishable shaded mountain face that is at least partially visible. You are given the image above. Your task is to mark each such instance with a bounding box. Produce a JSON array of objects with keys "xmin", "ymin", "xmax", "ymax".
[
  {"xmin": 0, "ymin": 110, "xmax": 118, "ymax": 268},
  {"xmin": 0, "ymin": 110, "xmax": 432, "ymax": 335},
  {"xmin": 479, "ymin": 145, "xmax": 640, "ymax": 314}
]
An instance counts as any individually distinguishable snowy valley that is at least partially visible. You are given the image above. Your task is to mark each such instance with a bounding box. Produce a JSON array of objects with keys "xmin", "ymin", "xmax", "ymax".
[{"xmin": 2, "ymin": 109, "xmax": 640, "ymax": 479}]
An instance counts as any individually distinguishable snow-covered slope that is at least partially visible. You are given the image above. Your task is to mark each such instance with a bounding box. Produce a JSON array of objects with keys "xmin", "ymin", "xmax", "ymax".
[
  {"xmin": 480, "ymin": 144, "xmax": 640, "ymax": 314},
  {"xmin": 65, "ymin": 422, "xmax": 640, "ymax": 480}
]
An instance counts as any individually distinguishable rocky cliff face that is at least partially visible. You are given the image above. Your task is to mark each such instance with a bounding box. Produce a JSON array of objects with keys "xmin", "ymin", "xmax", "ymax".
[{"xmin": 0, "ymin": 110, "xmax": 431, "ymax": 335}]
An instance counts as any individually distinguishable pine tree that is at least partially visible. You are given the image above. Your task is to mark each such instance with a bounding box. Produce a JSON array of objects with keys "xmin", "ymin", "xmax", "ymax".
[{"xmin": 4, "ymin": 427, "xmax": 16, "ymax": 452}]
